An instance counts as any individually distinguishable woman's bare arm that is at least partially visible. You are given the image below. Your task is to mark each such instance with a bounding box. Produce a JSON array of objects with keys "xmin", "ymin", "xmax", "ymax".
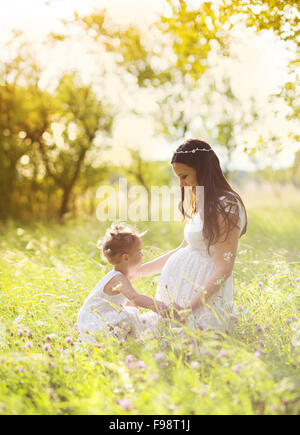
[{"xmin": 132, "ymin": 239, "xmax": 187, "ymax": 280}]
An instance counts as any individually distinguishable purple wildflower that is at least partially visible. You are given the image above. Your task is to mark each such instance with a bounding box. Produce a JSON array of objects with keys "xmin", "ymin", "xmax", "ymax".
[
  {"xmin": 233, "ymin": 364, "xmax": 240, "ymax": 374},
  {"xmin": 136, "ymin": 360, "xmax": 146, "ymax": 370},
  {"xmin": 43, "ymin": 343, "xmax": 51, "ymax": 353},
  {"xmin": 218, "ymin": 350, "xmax": 228, "ymax": 358},
  {"xmin": 25, "ymin": 341, "xmax": 33, "ymax": 349},
  {"xmin": 65, "ymin": 336, "xmax": 74, "ymax": 345},
  {"xmin": 256, "ymin": 324, "xmax": 263, "ymax": 333},
  {"xmin": 200, "ymin": 348, "xmax": 211, "ymax": 356},
  {"xmin": 254, "ymin": 350, "xmax": 263, "ymax": 358},
  {"xmin": 190, "ymin": 361, "xmax": 199, "ymax": 369},
  {"xmin": 155, "ymin": 352, "xmax": 165, "ymax": 362},
  {"xmin": 116, "ymin": 398, "xmax": 132, "ymax": 411}
]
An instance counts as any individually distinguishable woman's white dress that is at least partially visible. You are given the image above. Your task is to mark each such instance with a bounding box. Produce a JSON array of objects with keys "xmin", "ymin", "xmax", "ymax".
[
  {"xmin": 77, "ymin": 270, "xmax": 146, "ymax": 342},
  {"xmin": 154, "ymin": 193, "xmax": 246, "ymax": 332}
]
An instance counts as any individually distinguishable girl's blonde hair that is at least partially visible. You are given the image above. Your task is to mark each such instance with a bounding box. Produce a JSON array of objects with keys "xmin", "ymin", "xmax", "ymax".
[{"xmin": 97, "ymin": 223, "xmax": 145, "ymax": 265}]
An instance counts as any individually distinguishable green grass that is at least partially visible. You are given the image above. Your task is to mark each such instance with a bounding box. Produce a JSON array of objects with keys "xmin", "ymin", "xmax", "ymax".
[{"xmin": 0, "ymin": 196, "xmax": 299, "ymax": 415}]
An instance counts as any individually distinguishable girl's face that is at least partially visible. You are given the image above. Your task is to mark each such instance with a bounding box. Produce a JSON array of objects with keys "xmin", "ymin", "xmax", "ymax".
[
  {"xmin": 172, "ymin": 162, "xmax": 198, "ymax": 187},
  {"xmin": 127, "ymin": 238, "xmax": 143, "ymax": 269}
]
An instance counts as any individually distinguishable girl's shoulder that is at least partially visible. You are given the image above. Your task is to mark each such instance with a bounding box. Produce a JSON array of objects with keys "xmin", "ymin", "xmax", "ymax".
[{"xmin": 102, "ymin": 270, "xmax": 129, "ymax": 296}]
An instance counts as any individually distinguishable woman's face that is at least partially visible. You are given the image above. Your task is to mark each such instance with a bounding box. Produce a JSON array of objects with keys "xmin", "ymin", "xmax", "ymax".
[{"xmin": 172, "ymin": 163, "xmax": 198, "ymax": 187}]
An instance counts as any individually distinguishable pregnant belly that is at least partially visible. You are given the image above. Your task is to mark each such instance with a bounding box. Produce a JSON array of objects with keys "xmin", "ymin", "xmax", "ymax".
[{"xmin": 156, "ymin": 246, "xmax": 216, "ymax": 306}]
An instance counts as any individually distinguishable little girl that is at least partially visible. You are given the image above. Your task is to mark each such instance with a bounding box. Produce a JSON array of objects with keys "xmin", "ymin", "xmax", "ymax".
[{"xmin": 77, "ymin": 223, "xmax": 169, "ymax": 343}]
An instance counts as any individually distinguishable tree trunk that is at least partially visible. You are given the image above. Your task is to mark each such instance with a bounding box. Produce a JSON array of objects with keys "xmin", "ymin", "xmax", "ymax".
[{"xmin": 59, "ymin": 186, "xmax": 72, "ymax": 219}]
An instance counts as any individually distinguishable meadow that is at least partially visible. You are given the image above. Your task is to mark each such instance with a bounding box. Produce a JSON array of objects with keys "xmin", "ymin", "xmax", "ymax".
[{"xmin": 0, "ymin": 193, "xmax": 299, "ymax": 415}]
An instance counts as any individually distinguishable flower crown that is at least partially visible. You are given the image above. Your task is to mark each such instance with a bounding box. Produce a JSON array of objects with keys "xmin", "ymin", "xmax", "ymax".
[{"xmin": 174, "ymin": 148, "xmax": 212, "ymax": 154}]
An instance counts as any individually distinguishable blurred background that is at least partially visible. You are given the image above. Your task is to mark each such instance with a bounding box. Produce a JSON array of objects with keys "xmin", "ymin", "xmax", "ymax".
[{"xmin": 0, "ymin": 0, "xmax": 299, "ymax": 222}]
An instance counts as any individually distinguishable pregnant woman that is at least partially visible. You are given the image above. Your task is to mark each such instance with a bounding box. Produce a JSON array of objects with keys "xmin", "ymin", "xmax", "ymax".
[{"xmin": 134, "ymin": 139, "xmax": 247, "ymax": 333}]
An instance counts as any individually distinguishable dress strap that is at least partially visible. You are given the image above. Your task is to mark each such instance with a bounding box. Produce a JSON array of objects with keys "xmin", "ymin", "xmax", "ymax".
[{"xmin": 100, "ymin": 270, "xmax": 123, "ymax": 289}]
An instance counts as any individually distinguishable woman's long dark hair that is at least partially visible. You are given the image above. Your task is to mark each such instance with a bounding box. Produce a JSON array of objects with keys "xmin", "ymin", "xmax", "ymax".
[{"xmin": 171, "ymin": 139, "xmax": 247, "ymax": 254}]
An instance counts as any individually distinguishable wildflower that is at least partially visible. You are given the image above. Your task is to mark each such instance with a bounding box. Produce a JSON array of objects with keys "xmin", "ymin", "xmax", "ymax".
[
  {"xmin": 237, "ymin": 306, "xmax": 243, "ymax": 312},
  {"xmin": 155, "ymin": 352, "xmax": 165, "ymax": 362},
  {"xmin": 116, "ymin": 398, "xmax": 132, "ymax": 411},
  {"xmin": 233, "ymin": 364, "xmax": 240, "ymax": 374},
  {"xmin": 200, "ymin": 348, "xmax": 211, "ymax": 356},
  {"xmin": 296, "ymin": 278, "xmax": 300, "ymax": 283},
  {"xmin": 199, "ymin": 386, "xmax": 208, "ymax": 396},
  {"xmin": 17, "ymin": 329, "xmax": 24, "ymax": 337},
  {"xmin": 18, "ymin": 367, "xmax": 25, "ymax": 373},
  {"xmin": 25, "ymin": 329, "xmax": 32, "ymax": 338},
  {"xmin": 125, "ymin": 354, "xmax": 134, "ymax": 365},
  {"xmin": 43, "ymin": 343, "xmax": 51, "ymax": 353},
  {"xmin": 137, "ymin": 360, "xmax": 146, "ymax": 370},
  {"xmin": 258, "ymin": 281, "xmax": 263, "ymax": 287},
  {"xmin": 290, "ymin": 316, "xmax": 297, "ymax": 322},
  {"xmin": 190, "ymin": 361, "xmax": 199, "ymax": 369},
  {"xmin": 289, "ymin": 282, "xmax": 293, "ymax": 286},
  {"xmin": 45, "ymin": 334, "xmax": 58, "ymax": 342},
  {"xmin": 256, "ymin": 324, "xmax": 263, "ymax": 333},
  {"xmin": 113, "ymin": 326, "xmax": 122, "ymax": 337},
  {"xmin": 125, "ymin": 355, "xmax": 136, "ymax": 370},
  {"xmin": 259, "ymin": 340, "xmax": 265, "ymax": 348},
  {"xmin": 48, "ymin": 362, "xmax": 56, "ymax": 369},
  {"xmin": 254, "ymin": 350, "xmax": 263, "ymax": 358},
  {"xmin": 160, "ymin": 362, "xmax": 167, "ymax": 369},
  {"xmin": 285, "ymin": 318, "xmax": 291, "ymax": 325},
  {"xmin": 265, "ymin": 325, "xmax": 271, "ymax": 331},
  {"xmin": 25, "ymin": 341, "xmax": 33, "ymax": 349},
  {"xmin": 189, "ymin": 344, "xmax": 196, "ymax": 351},
  {"xmin": 65, "ymin": 336, "xmax": 74, "ymax": 345},
  {"xmin": 218, "ymin": 350, "xmax": 228, "ymax": 358}
]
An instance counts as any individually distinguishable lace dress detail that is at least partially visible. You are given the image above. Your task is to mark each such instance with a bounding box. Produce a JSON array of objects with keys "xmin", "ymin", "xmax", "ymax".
[
  {"xmin": 77, "ymin": 270, "xmax": 146, "ymax": 342},
  {"xmin": 154, "ymin": 192, "xmax": 246, "ymax": 332}
]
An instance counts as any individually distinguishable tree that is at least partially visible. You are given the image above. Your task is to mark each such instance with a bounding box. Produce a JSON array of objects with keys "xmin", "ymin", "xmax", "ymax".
[
  {"xmin": 0, "ymin": 33, "xmax": 115, "ymax": 221},
  {"xmin": 0, "ymin": 36, "xmax": 53, "ymax": 220},
  {"xmin": 38, "ymin": 73, "xmax": 113, "ymax": 218}
]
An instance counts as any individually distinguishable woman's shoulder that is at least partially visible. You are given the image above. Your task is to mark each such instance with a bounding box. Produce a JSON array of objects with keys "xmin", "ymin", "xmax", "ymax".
[{"xmin": 219, "ymin": 191, "xmax": 243, "ymax": 215}]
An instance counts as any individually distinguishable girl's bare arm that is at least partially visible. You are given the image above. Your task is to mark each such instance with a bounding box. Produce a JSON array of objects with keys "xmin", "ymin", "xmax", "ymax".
[{"xmin": 115, "ymin": 275, "xmax": 168, "ymax": 314}]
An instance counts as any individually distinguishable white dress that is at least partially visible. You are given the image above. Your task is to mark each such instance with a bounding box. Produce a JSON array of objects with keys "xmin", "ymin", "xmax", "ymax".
[
  {"xmin": 154, "ymin": 193, "xmax": 246, "ymax": 332},
  {"xmin": 77, "ymin": 270, "xmax": 146, "ymax": 342}
]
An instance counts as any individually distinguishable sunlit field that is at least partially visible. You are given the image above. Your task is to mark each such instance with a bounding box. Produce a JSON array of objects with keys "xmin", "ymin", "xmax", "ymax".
[{"xmin": 0, "ymin": 193, "xmax": 299, "ymax": 415}]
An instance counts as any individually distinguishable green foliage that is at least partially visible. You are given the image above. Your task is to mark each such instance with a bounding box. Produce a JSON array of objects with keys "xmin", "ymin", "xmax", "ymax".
[
  {"xmin": 0, "ymin": 36, "xmax": 114, "ymax": 221},
  {"xmin": 0, "ymin": 196, "xmax": 299, "ymax": 414}
]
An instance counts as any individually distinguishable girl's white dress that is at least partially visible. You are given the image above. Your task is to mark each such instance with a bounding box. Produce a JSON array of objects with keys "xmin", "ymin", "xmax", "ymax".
[
  {"xmin": 153, "ymin": 193, "xmax": 246, "ymax": 332},
  {"xmin": 77, "ymin": 270, "xmax": 146, "ymax": 342}
]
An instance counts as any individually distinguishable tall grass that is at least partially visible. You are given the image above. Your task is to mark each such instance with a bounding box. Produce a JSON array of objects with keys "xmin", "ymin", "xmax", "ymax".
[{"xmin": 0, "ymin": 196, "xmax": 299, "ymax": 415}]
